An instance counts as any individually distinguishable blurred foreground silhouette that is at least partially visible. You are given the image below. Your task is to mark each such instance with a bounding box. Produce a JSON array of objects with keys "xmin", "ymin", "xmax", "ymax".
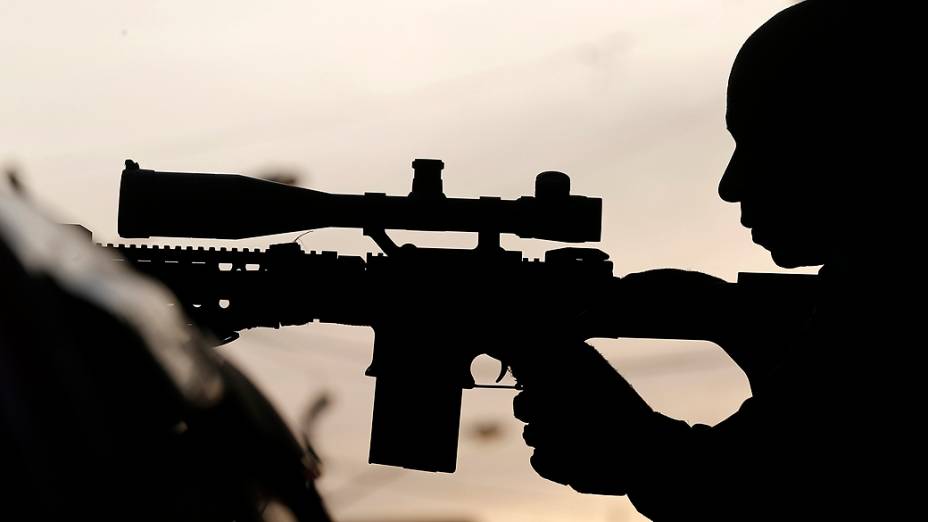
[{"xmin": 0, "ymin": 190, "xmax": 331, "ymax": 521}]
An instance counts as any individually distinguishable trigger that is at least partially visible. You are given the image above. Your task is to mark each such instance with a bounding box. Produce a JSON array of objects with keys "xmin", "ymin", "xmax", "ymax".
[{"xmin": 495, "ymin": 360, "xmax": 509, "ymax": 383}]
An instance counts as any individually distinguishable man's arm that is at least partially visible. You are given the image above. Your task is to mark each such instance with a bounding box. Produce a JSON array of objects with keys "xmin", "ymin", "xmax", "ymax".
[
  {"xmin": 512, "ymin": 338, "xmax": 784, "ymax": 520},
  {"xmin": 584, "ymin": 270, "xmax": 812, "ymax": 390},
  {"xmin": 623, "ymin": 400, "xmax": 772, "ymax": 521}
]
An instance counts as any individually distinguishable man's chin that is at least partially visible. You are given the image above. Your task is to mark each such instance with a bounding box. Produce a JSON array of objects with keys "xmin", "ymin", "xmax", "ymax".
[
  {"xmin": 751, "ymin": 227, "xmax": 824, "ymax": 268},
  {"xmin": 752, "ymin": 228, "xmax": 825, "ymax": 268},
  {"xmin": 770, "ymin": 249, "xmax": 805, "ymax": 269},
  {"xmin": 768, "ymin": 246, "xmax": 825, "ymax": 269}
]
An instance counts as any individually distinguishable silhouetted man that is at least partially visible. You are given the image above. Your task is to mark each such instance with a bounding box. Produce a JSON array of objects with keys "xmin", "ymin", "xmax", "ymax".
[{"xmin": 511, "ymin": 1, "xmax": 911, "ymax": 519}]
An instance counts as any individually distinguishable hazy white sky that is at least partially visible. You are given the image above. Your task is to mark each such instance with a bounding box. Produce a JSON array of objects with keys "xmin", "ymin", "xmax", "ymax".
[{"xmin": 2, "ymin": 1, "xmax": 802, "ymax": 520}]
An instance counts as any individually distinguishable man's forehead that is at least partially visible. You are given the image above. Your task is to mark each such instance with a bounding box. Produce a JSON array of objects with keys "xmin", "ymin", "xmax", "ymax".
[
  {"xmin": 724, "ymin": 85, "xmax": 763, "ymax": 136},
  {"xmin": 724, "ymin": 1, "xmax": 862, "ymax": 135}
]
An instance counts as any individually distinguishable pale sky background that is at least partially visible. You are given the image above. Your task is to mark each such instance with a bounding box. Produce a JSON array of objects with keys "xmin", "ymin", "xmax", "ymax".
[{"xmin": 2, "ymin": 1, "xmax": 804, "ymax": 520}]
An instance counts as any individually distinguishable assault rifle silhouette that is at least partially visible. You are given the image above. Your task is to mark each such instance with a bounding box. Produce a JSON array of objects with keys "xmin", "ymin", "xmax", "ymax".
[{"xmin": 99, "ymin": 159, "xmax": 816, "ymax": 473}]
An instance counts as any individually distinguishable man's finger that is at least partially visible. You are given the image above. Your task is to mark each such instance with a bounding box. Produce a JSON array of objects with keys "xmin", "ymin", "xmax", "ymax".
[
  {"xmin": 522, "ymin": 422, "xmax": 550, "ymax": 448},
  {"xmin": 513, "ymin": 390, "xmax": 536, "ymax": 422},
  {"xmin": 530, "ymin": 450, "xmax": 574, "ymax": 487}
]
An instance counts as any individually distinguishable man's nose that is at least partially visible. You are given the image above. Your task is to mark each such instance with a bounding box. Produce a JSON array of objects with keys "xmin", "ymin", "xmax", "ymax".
[{"xmin": 718, "ymin": 147, "xmax": 743, "ymax": 203}]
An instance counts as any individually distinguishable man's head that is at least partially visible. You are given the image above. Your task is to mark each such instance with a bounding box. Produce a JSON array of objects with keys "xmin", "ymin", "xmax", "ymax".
[{"xmin": 718, "ymin": 1, "xmax": 883, "ymax": 268}]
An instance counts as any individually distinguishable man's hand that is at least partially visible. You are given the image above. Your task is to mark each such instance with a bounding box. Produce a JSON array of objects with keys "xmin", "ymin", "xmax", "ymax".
[
  {"xmin": 509, "ymin": 338, "xmax": 657, "ymax": 495},
  {"xmin": 510, "ymin": 270, "xmax": 732, "ymax": 494}
]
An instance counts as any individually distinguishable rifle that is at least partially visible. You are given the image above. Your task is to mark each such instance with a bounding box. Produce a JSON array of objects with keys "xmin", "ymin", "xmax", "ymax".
[{"xmin": 97, "ymin": 158, "xmax": 817, "ymax": 473}]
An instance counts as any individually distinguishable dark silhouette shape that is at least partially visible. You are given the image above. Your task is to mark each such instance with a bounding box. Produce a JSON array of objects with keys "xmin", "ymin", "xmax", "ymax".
[
  {"xmin": 0, "ymin": 193, "xmax": 331, "ymax": 521},
  {"xmin": 510, "ymin": 1, "xmax": 911, "ymax": 520},
  {"xmin": 4, "ymin": 164, "xmax": 25, "ymax": 196}
]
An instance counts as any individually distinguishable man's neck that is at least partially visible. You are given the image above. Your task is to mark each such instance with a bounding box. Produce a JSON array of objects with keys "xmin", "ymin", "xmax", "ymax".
[{"xmin": 820, "ymin": 249, "xmax": 889, "ymax": 288}]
